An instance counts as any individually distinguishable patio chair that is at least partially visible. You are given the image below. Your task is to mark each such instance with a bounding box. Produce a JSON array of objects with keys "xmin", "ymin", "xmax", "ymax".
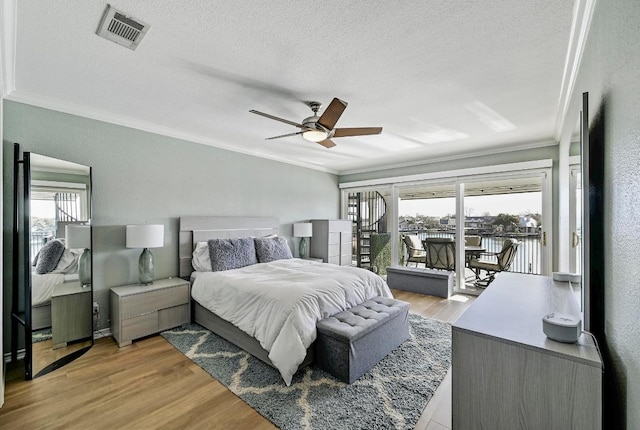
[
  {"xmin": 464, "ymin": 235, "xmax": 483, "ymax": 267},
  {"xmin": 422, "ymin": 237, "xmax": 456, "ymax": 271},
  {"xmin": 468, "ymin": 238, "xmax": 519, "ymax": 287},
  {"xmin": 402, "ymin": 234, "xmax": 426, "ymax": 266}
]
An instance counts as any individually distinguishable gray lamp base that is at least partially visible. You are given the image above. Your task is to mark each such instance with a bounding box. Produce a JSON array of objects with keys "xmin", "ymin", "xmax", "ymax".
[
  {"xmin": 138, "ymin": 248, "xmax": 155, "ymax": 285},
  {"xmin": 78, "ymin": 248, "xmax": 91, "ymax": 286},
  {"xmin": 299, "ymin": 237, "xmax": 309, "ymax": 259}
]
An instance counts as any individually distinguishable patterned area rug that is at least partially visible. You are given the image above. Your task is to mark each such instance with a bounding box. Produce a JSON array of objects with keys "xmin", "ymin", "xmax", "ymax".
[
  {"xmin": 32, "ymin": 328, "xmax": 52, "ymax": 343},
  {"xmin": 162, "ymin": 314, "xmax": 451, "ymax": 430}
]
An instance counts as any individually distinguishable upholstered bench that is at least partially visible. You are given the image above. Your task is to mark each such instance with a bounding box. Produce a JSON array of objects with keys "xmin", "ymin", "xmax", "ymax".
[
  {"xmin": 315, "ymin": 296, "xmax": 410, "ymax": 383},
  {"xmin": 386, "ymin": 265, "xmax": 453, "ymax": 298}
]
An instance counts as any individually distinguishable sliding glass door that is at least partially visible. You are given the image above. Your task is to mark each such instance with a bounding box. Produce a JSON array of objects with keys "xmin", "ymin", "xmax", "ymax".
[
  {"xmin": 341, "ymin": 163, "xmax": 552, "ymax": 295},
  {"xmin": 461, "ymin": 175, "xmax": 546, "ymax": 292}
]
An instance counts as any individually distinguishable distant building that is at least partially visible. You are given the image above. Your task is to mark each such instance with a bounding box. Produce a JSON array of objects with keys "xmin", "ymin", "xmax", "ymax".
[
  {"xmin": 520, "ymin": 215, "xmax": 539, "ymax": 233},
  {"xmin": 465, "ymin": 216, "xmax": 494, "ymax": 232},
  {"xmin": 439, "ymin": 217, "xmax": 455, "ymax": 230},
  {"xmin": 399, "ymin": 218, "xmax": 422, "ymax": 231}
]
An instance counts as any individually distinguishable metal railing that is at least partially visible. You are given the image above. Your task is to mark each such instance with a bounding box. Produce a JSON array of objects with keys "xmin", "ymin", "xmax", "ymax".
[
  {"xmin": 401, "ymin": 230, "xmax": 541, "ymax": 275},
  {"xmin": 31, "ymin": 231, "xmax": 54, "ymax": 258}
]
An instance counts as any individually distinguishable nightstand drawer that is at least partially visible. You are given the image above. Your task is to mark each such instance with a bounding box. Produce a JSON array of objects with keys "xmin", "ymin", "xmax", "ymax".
[
  {"xmin": 122, "ymin": 311, "xmax": 158, "ymax": 340},
  {"xmin": 120, "ymin": 284, "xmax": 189, "ymax": 317},
  {"xmin": 158, "ymin": 304, "xmax": 189, "ymax": 331}
]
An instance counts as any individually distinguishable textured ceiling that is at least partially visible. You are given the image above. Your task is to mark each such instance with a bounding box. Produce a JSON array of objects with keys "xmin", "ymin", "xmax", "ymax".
[{"xmin": 7, "ymin": 1, "xmax": 576, "ymax": 174}]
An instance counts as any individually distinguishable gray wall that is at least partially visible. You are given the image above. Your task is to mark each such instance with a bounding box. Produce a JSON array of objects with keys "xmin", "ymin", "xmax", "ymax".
[
  {"xmin": 560, "ymin": 0, "xmax": 640, "ymax": 427},
  {"xmin": 3, "ymin": 100, "xmax": 340, "ymax": 349}
]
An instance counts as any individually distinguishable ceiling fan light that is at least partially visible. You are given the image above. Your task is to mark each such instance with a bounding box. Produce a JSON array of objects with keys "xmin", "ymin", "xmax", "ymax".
[{"xmin": 302, "ymin": 129, "xmax": 328, "ymax": 142}]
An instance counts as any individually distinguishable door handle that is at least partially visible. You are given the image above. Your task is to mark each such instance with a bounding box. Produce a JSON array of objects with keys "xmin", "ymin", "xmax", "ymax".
[{"xmin": 572, "ymin": 232, "xmax": 580, "ymax": 248}]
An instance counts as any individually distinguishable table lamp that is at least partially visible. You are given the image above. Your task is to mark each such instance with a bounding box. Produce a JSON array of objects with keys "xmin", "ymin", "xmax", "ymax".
[
  {"xmin": 126, "ymin": 224, "xmax": 164, "ymax": 285},
  {"xmin": 65, "ymin": 224, "xmax": 91, "ymax": 287},
  {"xmin": 293, "ymin": 222, "xmax": 313, "ymax": 259}
]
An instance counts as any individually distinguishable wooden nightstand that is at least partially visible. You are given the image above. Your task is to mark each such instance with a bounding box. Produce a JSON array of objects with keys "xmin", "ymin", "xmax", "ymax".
[
  {"xmin": 51, "ymin": 281, "xmax": 92, "ymax": 349},
  {"xmin": 110, "ymin": 277, "xmax": 190, "ymax": 347}
]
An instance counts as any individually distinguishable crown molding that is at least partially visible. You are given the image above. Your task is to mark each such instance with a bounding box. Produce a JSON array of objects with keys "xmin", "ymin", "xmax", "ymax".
[
  {"xmin": 554, "ymin": 0, "xmax": 597, "ymax": 141},
  {"xmin": 5, "ymin": 90, "xmax": 339, "ymax": 175},
  {"xmin": 339, "ymin": 159, "xmax": 553, "ymax": 189},
  {"xmin": 0, "ymin": 0, "xmax": 17, "ymax": 97},
  {"xmin": 337, "ymin": 139, "xmax": 557, "ymax": 176}
]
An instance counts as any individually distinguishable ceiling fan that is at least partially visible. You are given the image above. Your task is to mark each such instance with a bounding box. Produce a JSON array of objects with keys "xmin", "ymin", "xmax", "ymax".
[{"xmin": 249, "ymin": 98, "xmax": 382, "ymax": 148}]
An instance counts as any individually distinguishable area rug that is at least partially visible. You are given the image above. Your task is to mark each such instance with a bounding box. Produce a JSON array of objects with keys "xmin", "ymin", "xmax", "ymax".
[
  {"xmin": 32, "ymin": 328, "xmax": 52, "ymax": 343},
  {"xmin": 162, "ymin": 314, "xmax": 451, "ymax": 430}
]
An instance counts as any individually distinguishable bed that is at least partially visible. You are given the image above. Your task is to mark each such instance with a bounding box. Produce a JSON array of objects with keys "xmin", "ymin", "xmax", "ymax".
[
  {"xmin": 179, "ymin": 216, "xmax": 393, "ymax": 385},
  {"xmin": 31, "ymin": 241, "xmax": 81, "ymax": 330}
]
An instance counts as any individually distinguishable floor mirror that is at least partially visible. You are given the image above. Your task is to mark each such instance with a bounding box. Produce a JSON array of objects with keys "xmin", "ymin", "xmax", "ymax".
[{"xmin": 11, "ymin": 143, "xmax": 93, "ymax": 379}]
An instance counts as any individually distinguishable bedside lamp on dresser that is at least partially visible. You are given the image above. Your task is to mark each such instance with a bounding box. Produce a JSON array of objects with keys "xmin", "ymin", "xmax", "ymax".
[
  {"xmin": 293, "ymin": 222, "xmax": 313, "ymax": 259},
  {"xmin": 126, "ymin": 224, "xmax": 164, "ymax": 285}
]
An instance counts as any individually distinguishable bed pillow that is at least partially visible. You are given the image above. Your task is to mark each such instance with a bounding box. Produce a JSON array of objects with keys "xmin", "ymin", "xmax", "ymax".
[
  {"xmin": 51, "ymin": 249, "xmax": 80, "ymax": 274},
  {"xmin": 208, "ymin": 238, "xmax": 257, "ymax": 271},
  {"xmin": 35, "ymin": 239, "xmax": 66, "ymax": 274},
  {"xmin": 192, "ymin": 242, "xmax": 213, "ymax": 272},
  {"xmin": 254, "ymin": 236, "xmax": 293, "ymax": 263}
]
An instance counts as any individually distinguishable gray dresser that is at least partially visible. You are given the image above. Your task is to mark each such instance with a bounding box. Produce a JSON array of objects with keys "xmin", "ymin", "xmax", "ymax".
[
  {"xmin": 452, "ymin": 272, "xmax": 602, "ymax": 430},
  {"xmin": 110, "ymin": 277, "xmax": 190, "ymax": 347},
  {"xmin": 310, "ymin": 219, "xmax": 352, "ymax": 266}
]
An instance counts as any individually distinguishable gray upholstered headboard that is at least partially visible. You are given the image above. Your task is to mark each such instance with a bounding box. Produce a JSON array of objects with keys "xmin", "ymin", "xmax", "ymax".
[{"xmin": 179, "ymin": 216, "xmax": 280, "ymax": 278}]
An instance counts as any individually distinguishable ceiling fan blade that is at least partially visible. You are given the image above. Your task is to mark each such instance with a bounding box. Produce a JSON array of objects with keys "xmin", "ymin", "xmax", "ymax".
[
  {"xmin": 317, "ymin": 139, "xmax": 336, "ymax": 148},
  {"xmin": 249, "ymin": 110, "xmax": 304, "ymax": 128},
  {"xmin": 265, "ymin": 131, "xmax": 305, "ymax": 140},
  {"xmin": 333, "ymin": 127, "xmax": 383, "ymax": 137},
  {"xmin": 317, "ymin": 98, "xmax": 347, "ymax": 130}
]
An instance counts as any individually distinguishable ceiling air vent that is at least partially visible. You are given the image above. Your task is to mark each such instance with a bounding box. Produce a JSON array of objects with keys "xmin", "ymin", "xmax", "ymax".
[{"xmin": 96, "ymin": 5, "xmax": 150, "ymax": 50}]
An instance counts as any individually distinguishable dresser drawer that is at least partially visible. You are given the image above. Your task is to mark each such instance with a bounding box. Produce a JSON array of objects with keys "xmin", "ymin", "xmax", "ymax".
[
  {"xmin": 328, "ymin": 243, "xmax": 341, "ymax": 257},
  {"xmin": 158, "ymin": 304, "xmax": 189, "ymax": 331},
  {"xmin": 121, "ymin": 311, "xmax": 158, "ymax": 341},
  {"xmin": 120, "ymin": 284, "xmax": 189, "ymax": 317},
  {"xmin": 111, "ymin": 278, "xmax": 191, "ymax": 347},
  {"xmin": 328, "ymin": 232, "xmax": 341, "ymax": 245}
]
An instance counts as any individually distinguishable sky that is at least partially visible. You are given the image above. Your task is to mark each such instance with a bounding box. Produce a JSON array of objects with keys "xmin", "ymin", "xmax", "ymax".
[
  {"xmin": 31, "ymin": 200, "xmax": 55, "ymax": 218},
  {"xmin": 399, "ymin": 192, "xmax": 542, "ymax": 217}
]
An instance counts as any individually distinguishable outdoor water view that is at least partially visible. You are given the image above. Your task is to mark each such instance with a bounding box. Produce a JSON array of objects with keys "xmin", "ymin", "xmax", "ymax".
[{"xmin": 399, "ymin": 191, "xmax": 542, "ymax": 275}]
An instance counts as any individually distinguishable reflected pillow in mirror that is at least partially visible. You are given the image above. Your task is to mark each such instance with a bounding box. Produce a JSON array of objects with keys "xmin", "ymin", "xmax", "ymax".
[
  {"xmin": 208, "ymin": 238, "xmax": 257, "ymax": 271},
  {"xmin": 51, "ymin": 249, "xmax": 80, "ymax": 274},
  {"xmin": 254, "ymin": 236, "xmax": 293, "ymax": 263},
  {"xmin": 35, "ymin": 239, "xmax": 66, "ymax": 274},
  {"xmin": 192, "ymin": 242, "xmax": 212, "ymax": 272}
]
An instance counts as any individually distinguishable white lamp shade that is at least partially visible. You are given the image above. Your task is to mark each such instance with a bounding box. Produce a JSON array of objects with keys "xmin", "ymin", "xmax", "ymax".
[
  {"xmin": 65, "ymin": 225, "xmax": 91, "ymax": 249},
  {"xmin": 293, "ymin": 222, "xmax": 313, "ymax": 238},
  {"xmin": 126, "ymin": 224, "xmax": 164, "ymax": 248}
]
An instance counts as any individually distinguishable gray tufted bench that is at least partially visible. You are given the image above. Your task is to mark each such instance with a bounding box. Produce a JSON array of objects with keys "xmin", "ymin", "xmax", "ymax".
[{"xmin": 315, "ymin": 296, "xmax": 410, "ymax": 383}]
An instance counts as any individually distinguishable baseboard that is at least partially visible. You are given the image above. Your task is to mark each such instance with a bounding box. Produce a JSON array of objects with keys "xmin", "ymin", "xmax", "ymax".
[
  {"xmin": 3, "ymin": 329, "xmax": 112, "ymax": 363},
  {"xmin": 3, "ymin": 349, "xmax": 26, "ymax": 363},
  {"xmin": 94, "ymin": 328, "xmax": 112, "ymax": 340}
]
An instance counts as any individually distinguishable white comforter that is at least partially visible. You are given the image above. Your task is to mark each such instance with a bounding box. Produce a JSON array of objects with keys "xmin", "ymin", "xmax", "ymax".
[
  {"xmin": 191, "ymin": 258, "xmax": 393, "ymax": 385},
  {"xmin": 31, "ymin": 273, "xmax": 67, "ymax": 306}
]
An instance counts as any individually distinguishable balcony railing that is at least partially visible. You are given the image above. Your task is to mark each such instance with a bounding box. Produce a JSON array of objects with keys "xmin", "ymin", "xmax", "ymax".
[
  {"xmin": 402, "ymin": 229, "xmax": 541, "ymax": 275},
  {"xmin": 31, "ymin": 231, "xmax": 55, "ymax": 258}
]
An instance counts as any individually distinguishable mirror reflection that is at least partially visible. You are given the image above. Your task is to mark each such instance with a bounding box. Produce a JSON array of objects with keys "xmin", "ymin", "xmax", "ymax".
[
  {"xmin": 569, "ymin": 115, "xmax": 583, "ymax": 309},
  {"xmin": 29, "ymin": 153, "xmax": 93, "ymax": 378}
]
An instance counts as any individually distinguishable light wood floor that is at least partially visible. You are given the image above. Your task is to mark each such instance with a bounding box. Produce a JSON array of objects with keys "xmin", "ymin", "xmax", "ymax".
[{"xmin": 0, "ymin": 290, "xmax": 474, "ymax": 430}]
